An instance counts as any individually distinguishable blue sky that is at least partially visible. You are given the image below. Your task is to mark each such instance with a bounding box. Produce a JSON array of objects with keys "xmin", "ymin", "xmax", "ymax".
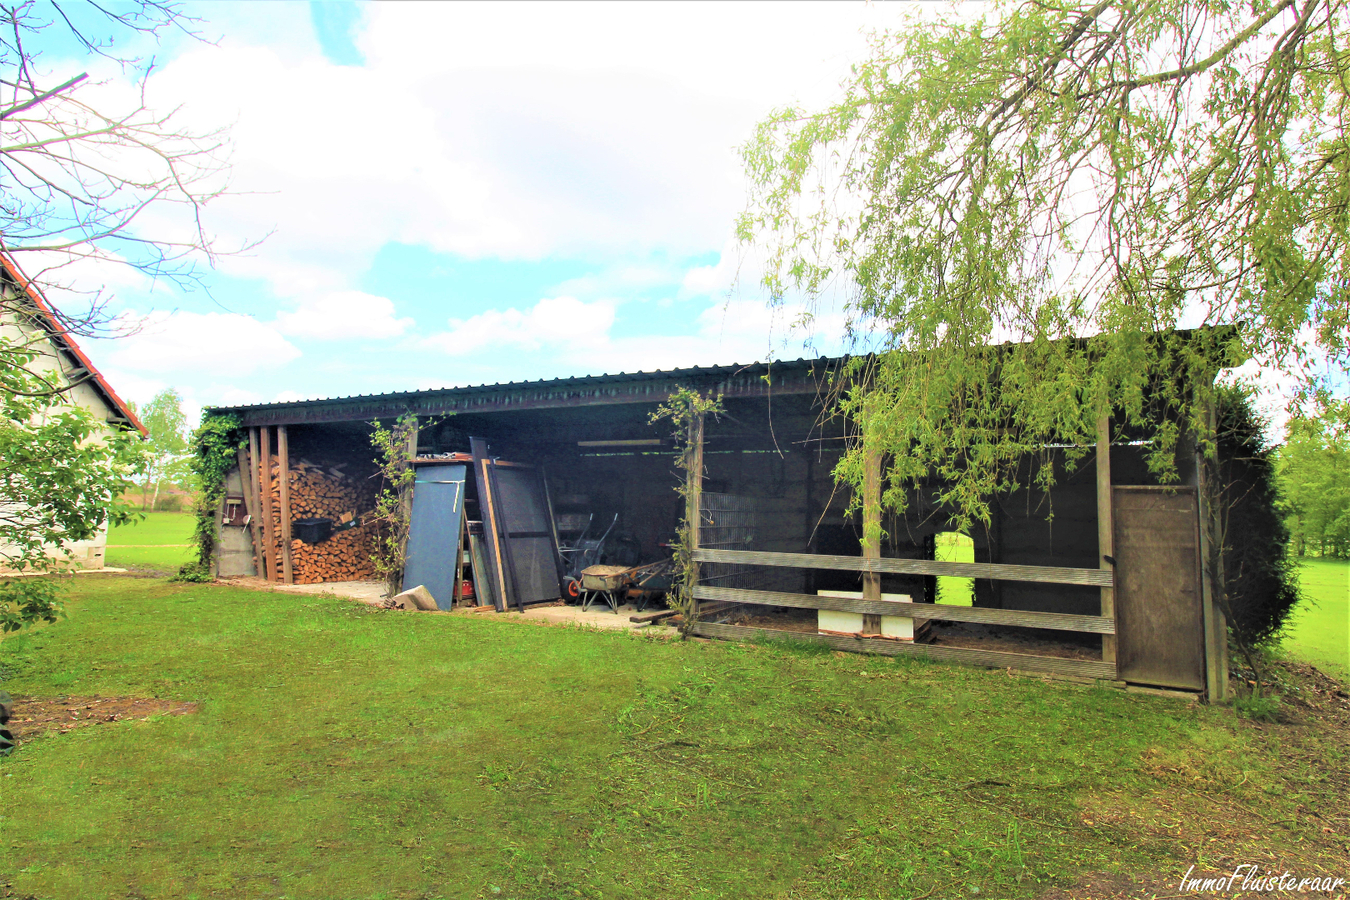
[{"xmin": 48, "ymin": 1, "xmax": 904, "ymax": 417}]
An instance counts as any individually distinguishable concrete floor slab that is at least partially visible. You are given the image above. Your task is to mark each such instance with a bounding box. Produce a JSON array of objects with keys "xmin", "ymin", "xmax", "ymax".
[
  {"xmin": 221, "ymin": 577, "xmax": 676, "ymax": 634},
  {"xmin": 221, "ymin": 577, "xmax": 390, "ymax": 606},
  {"xmin": 517, "ymin": 602, "xmax": 667, "ymax": 631}
]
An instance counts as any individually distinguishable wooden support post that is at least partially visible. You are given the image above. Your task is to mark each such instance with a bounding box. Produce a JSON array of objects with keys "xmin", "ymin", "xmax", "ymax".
[
  {"xmin": 238, "ymin": 445, "xmax": 263, "ymax": 578},
  {"xmin": 277, "ymin": 425, "xmax": 294, "ymax": 585},
  {"xmin": 1196, "ymin": 401, "xmax": 1229, "ymax": 702},
  {"xmin": 248, "ymin": 428, "xmax": 269, "ymax": 580},
  {"xmin": 400, "ymin": 418, "xmax": 419, "ymax": 591},
  {"xmin": 685, "ymin": 411, "xmax": 705, "ymax": 617},
  {"xmin": 259, "ymin": 426, "xmax": 276, "ymax": 582},
  {"xmin": 1096, "ymin": 411, "xmax": 1117, "ymax": 669},
  {"xmin": 861, "ymin": 411, "xmax": 882, "ymax": 635}
]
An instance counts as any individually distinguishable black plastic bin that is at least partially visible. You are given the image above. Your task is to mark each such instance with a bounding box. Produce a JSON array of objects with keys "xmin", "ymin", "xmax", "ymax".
[{"xmin": 293, "ymin": 517, "xmax": 333, "ymax": 544}]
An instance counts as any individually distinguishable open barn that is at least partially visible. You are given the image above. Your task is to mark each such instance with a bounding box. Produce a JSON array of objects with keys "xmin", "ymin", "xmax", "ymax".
[{"xmin": 207, "ymin": 357, "xmax": 1231, "ymax": 701}]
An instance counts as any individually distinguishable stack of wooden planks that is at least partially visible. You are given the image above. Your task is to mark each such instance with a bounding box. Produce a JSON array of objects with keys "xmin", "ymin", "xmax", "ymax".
[{"xmin": 268, "ymin": 458, "xmax": 380, "ymax": 584}]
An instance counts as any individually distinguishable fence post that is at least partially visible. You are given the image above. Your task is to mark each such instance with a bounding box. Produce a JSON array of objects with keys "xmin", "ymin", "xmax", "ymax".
[
  {"xmin": 685, "ymin": 411, "xmax": 705, "ymax": 618},
  {"xmin": 862, "ymin": 404, "xmax": 882, "ymax": 634},
  {"xmin": 239, "ymin": 443, "xmax": 263, "ymax": 579},
  {"xmin": 1096, "ymin": 410, "xmax": 1117, "ymax": 670},
  {"xmin": 1196, "ymin": 398, "xmax": 1229, "ymax": 701}
]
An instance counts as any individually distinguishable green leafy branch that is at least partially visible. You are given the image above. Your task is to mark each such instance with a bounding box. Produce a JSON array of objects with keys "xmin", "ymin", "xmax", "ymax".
[
  {"xmin": 1, "ymin": 339, "xmax": 146, "ymax": 630},
  {"xmin": 369, "ymin": 413, "xmax": 421, "ymax": 600}
]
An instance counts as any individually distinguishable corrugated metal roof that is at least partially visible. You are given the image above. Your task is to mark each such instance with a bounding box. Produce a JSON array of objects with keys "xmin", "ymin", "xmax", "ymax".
[{"xmin": 207, "ymin": 356, "xmax": 836, "ymax": 415}]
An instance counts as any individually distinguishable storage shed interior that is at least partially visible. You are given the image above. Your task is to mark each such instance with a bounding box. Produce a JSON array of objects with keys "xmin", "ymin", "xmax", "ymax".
[{"xmin": 211, "ymin": 355, "xmax": 1232, "ymax": 697}]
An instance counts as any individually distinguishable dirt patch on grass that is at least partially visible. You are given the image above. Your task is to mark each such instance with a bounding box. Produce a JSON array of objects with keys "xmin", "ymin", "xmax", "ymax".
[
  {"xmin": 6, "ymin": 695, "xmax": 197, "ymax": 739},
  {"xmin": 1260, "ymin": 658, "xmax": 1350, "ymax": 722},
  {"xmin": 930, "ymin": 621, "xmax": 1104, "ymax": 660},
  {"xmin": 725, "ymin": 606, "xmax": 818, "ymax": 633},
  {"xmin": 1037, "ymin": 871, "xmax": 1184, "ymax": 899},
  {"xmin": 722, "ymin": 608, "xmax": 1108, "ymax": 661},
  {"xmin": 1065, "ymin": 659, "xmax": 1350, "ymax": 900}
]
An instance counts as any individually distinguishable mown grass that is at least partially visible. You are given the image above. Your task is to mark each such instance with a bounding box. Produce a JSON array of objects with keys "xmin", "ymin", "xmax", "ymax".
[
  {"xmin": 0, "ymin": 577, "xmax": 1345, "ymax": 900},
  {"xmin": 106, "ymin": 511, "xmax": 195, "ymax": 571},
  {"xmin": 1285, "ymin": 558, "xmax": 1349, "ymax": 677}
]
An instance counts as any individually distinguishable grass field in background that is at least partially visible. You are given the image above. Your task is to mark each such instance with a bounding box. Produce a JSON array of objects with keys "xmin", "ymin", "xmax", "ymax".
[
  {"xmin": 106, "ymin": 511, "xmax": 195, "ymax": 571},
  {"xmin": 1, "ymin": 576, "xmax": 1344, "ymax": 899},
  {"xmin": 1285, "ymin": 558, "xmax": 1350, "ymax": 677}
]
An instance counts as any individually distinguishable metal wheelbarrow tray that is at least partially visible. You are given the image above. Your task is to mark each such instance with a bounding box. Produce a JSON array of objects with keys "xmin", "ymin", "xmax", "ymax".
[
  {"xmin": 579, "ymin": 561, "xmax": 673, "ymax": 613},
  {"xmin": 579, "ymin": 565, "xmax": 634, "ymax": 613}
]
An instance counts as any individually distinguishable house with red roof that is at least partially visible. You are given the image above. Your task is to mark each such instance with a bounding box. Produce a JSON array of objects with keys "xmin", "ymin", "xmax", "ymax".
[{"xmin": 0, "ymin": 254, "xmax": 146, "ymax": 572}]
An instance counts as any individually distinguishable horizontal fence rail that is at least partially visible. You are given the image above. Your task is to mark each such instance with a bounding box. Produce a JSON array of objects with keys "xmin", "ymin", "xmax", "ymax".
[
  {"xmin": 691, "ymin": 622, "xmax": 1119, "ymax": 680},
  {"xmin": 693, "ymin": 585, "xmax": 1115, "ymax": 635},
  {"xmin": 692, "ymin": 548, "xmax": 1113, "ymax": 588}
]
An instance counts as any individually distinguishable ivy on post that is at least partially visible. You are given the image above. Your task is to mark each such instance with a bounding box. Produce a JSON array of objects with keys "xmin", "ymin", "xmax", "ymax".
[
  {"xmin": 178, "ymin": 414, "xmax": 244, "ymax": 583},
  {"xmin": 651, "ymin": 388, "xmax": 723, "ymax": 637}
]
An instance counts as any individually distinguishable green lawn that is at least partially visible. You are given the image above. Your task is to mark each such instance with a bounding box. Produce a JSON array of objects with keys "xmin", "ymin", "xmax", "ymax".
[
  {"xmin": 1, "ymin": 577, "xmax": 1344, "ymax": 899},
  {"xmin": 1284, "ymin": 558, "xmax": 1350, "ymax": 677},
  {"xmin": 106, "ymin": 511, "xmax": 195, "ymax": 571}
]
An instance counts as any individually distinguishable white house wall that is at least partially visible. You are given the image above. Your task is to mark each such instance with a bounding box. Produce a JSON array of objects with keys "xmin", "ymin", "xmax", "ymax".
[{"xmin": 0, "ymin": 313, "xmax": 123, "ymax": 573}]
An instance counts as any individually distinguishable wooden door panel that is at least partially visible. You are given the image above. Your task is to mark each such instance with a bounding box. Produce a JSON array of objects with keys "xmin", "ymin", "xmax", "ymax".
[
  {"xmin": 403, "ymin": 464, "xmax": 467, "ymax": 609},
  {"xmin": 1114, "ymin": 487, "xmax": 1206, "ymax": 690}
]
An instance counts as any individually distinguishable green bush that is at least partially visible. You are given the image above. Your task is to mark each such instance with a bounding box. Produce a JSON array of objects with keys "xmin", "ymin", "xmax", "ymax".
[{"xmin": 1213, "ymin": 385, "xmax": 1303, "ymax": 650}]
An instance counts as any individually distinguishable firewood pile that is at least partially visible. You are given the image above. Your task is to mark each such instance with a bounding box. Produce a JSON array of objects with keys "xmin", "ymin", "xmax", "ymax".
[{"xmin": 266, "ymin": 457, "xmax": 382, "ymax": 584}]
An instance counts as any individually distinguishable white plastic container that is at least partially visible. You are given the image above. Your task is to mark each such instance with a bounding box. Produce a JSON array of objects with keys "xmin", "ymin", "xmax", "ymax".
[{"xmin": 816, "ymin": 591, "xmax": 915, "ymax": 640}]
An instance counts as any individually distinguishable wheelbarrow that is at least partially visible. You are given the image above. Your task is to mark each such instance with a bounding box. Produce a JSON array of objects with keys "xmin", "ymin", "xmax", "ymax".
[
  {"xmin": 579, "ymin": 560, "xmax": 674, "ymax": 614},
  {"xmin": 579, "ymin": 565, "xmax": 634, "ymax": 613}
]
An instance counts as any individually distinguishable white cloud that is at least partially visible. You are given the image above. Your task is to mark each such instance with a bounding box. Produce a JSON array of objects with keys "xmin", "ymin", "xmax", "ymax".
[
  {"xmin": 94, "ymin": 369, "xmax": 169, "ymax": 407},
  {"xmin": 549, "ymin": 263, "xmax": 686, "ymax": 301},
  {"xmin": 100, "ymin": 310, "xmax": 301, "ymax": 377},
  {"xmin": 37, "ymin": 1, "xmax": 969, "ymax": 401},
  {"xmin": 423, "ymin": 296, "xmax": 615, "ymax": 356},
  {"xmin": 209, "ymin": 385, "xmax": 266, "ymax": 408},
  {"xmin": 274, "ymin": 291, "xmax": 413, "ymax": 340},
  {"xmin": 420, "ymin": 290, "xmax": 848, "ymax": 381},
  {"xmin": 118, "ymin": 2, "xmax": 923, "ymax": 298}
]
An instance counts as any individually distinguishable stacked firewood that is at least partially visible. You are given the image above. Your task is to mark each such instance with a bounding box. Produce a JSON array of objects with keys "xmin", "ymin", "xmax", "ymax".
[
  {"xmin": 265, "ymin": 458, "xmax": 382, "ymax": 584},
  {"xmin": 290, "ymin": 523, "xmax": 379, "ymax": 584}
]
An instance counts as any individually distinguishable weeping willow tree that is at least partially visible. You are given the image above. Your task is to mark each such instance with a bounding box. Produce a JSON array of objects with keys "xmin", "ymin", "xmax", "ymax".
[{"xmin": 739, "ymin": 0, "xmax": 1350, "ymax": 533}]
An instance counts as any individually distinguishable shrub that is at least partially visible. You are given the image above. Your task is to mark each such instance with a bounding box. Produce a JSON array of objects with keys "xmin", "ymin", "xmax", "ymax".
[
  {"xmin": 153, "ymin": 494, "xmax": 186, "ymax": 512},
  {"xmin": 1211, "ymin": 385, "xmax": 1303, "ymax": 651}
]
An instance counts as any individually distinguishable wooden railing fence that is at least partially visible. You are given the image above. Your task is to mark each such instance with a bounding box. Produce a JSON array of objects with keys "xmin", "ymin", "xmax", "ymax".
[{"xmin": 688, "ymin": 548, "xmax": 1120, "ymax": 681}]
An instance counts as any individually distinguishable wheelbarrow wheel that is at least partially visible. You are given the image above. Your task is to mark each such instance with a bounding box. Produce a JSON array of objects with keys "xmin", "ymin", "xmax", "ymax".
[{"xmin": 563, "ymin": 576, "xmax": 581, "ymax": 603}]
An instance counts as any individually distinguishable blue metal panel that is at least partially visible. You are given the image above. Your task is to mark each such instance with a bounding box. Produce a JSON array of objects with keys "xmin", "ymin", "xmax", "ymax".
[{"xmin": 403, "ymin": 463, "xmax": 466, "ymax": 610}]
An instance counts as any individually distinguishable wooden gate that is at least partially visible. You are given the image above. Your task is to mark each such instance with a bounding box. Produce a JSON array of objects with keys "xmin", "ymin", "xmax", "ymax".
[{"xmin": 1112, "ymin": 486, "xmax": 1206, "ymax": 691}]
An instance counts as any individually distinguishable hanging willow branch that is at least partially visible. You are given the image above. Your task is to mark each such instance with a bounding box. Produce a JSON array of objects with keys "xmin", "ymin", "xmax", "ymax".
[{"xmin": 740, "ymin": 0, "xmax": 1349, "ymax": 530}]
